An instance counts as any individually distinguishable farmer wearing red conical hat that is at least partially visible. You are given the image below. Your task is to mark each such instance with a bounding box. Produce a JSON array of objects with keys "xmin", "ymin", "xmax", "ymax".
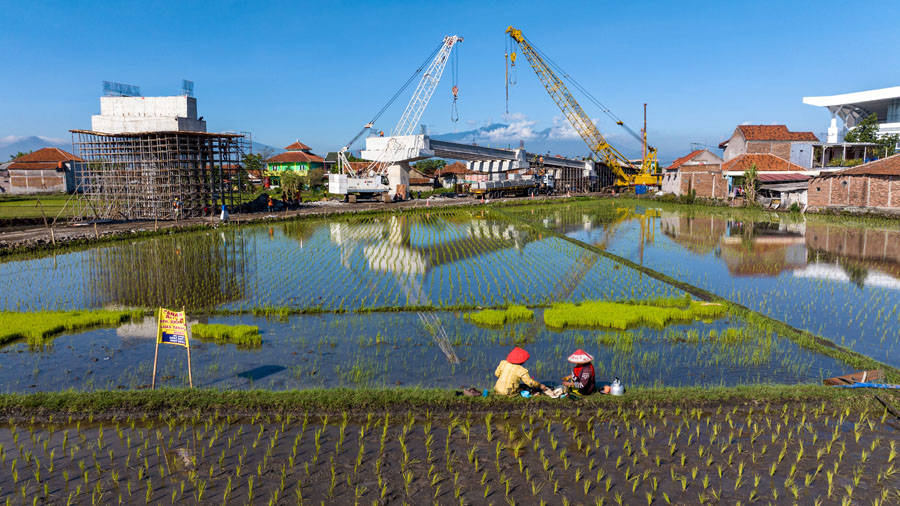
[
  {"xmin": 563, "ymin": 349, "xmax": 604, "ymax": 395},
  {"xmin": 494, "ymin": 347, "xmax": 549, "ymax": 396}
]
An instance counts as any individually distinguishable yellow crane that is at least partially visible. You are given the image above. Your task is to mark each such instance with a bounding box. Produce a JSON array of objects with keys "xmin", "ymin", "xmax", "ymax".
[{"xmin": 506, "ymin": 26, "xmax": 660, "ymax": 191}]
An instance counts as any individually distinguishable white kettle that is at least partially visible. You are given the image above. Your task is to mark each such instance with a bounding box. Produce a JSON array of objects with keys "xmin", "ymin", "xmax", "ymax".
[{"xmin": 609, "ymin": 377, "xmax": 624, "ymax": 396}]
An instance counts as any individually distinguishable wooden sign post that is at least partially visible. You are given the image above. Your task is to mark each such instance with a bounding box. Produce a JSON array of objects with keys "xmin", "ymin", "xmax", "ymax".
[{"xmin": 152, "ymin": 307, "xmax": 193, "ymax": 389}]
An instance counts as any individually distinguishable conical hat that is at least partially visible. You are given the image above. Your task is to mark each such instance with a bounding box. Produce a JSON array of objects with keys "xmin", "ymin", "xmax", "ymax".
[
  {"xmin": 506, "ymin": 347, "xmax": 530, "ymax": 365},
  {"xmin": 567, "ymin": 349, "xmax": 593, "ymax": 364}
]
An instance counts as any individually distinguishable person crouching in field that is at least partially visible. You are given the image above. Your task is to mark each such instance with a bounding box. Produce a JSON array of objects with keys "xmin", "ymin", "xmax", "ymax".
[
  {"xmin": 562, "ymin": 349, "xmax": 609, "ymax": 395},
  {"xmin": 494, "ymin": 347, "xmax": 549, "ymax": 396}
]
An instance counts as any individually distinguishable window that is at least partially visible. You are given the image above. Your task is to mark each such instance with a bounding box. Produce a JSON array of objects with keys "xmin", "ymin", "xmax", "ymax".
[
  {"xmin": 816, "ymin": 186, "xmax": 821, "ymax": 191},
  {"xmin": 889, "ymin": 98, "xmax": 900, "ymax": 123}
]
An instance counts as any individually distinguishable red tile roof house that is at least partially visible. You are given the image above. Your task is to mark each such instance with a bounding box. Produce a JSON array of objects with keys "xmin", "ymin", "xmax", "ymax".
[
  {"xmin": 2, "ymin": 148, "xmax": 84, "ymax": 194},
  {"xmin": 808, "ymin": 153, "xmax": 900, "ymax": 212},
  {"xmin": 407, "ymin": 168, "xmax": 436, "ymax": 192},
  {"xmin": 660, "ymin": 149, "xmax": 725, "ymax": 198},
  {"xmin": 722, "ymin": 153, "xmax": 816, "ymax": 207},
  {"xmin": 436, "ymin": 161, "xmax": 476, "ymax": 188},
  {"xmin": 719, "ymin": 125, "xmax": 819, "ymax": 162},
  {"xmin": 264, "ymin": 141, "xmax": 325, "ymax": 187}
]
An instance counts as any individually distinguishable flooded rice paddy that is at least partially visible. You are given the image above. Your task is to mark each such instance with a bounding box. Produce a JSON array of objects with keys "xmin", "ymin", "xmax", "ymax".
[
  {"xmin": 513, "ymin": 201, "xmax": 900, "ymax": 367},
  {"xmin": 0, "ymin": 312, "xmax": 850, "ymax": 393},
  {"xmin": 1, "ymin": 201, "xmax": 896, "ymax": 391}
]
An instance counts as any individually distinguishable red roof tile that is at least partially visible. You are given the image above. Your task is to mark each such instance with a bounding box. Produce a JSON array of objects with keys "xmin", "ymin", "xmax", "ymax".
[
  {"xmin": 738, "ymin": 125, "xmax": 818, "ymax": 142},
  {"xmin": 284, "ymin": 140, "xmax": 312, "ymax": 151},
  {"xmin": 8, "ymin": 147, "xmax": 83, "ymax": 170},
  {"xmin": 816, "ymin": 153, "xmax": 900, "ymax": 177},
  {"xmin": 721, "ymin": 125, "xmax": 818, "ymax": 147},
  {"xmin": 666, "ymin": 150, "xmax": 703, "ymax": 170},
  {"xmin": 438, "ymin": 161, "xmax": 474, "ymax": 176},
  {"xmin": 267, "ymin": 151, "xmax": 324, "ymax": 163},
  {"xmin": 721, "ymin": 153, "xmax": 807, "ymax": 173}
]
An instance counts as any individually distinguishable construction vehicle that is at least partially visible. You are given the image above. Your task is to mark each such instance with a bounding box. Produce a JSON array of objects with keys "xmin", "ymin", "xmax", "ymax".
[
  {"xmin": 329, "ymin": 35, "xmax": 463, "ymax": 201},
  {"xmin": 505, "ymin": 26, "xmax": 660, "ymax": 191},
  {"xmin": 468, "ymin": 172, "xmax": 554, "ymax": 199}
]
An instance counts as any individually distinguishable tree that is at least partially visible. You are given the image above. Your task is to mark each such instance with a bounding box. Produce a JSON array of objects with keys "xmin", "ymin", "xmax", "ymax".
[
  {"xmin": 280, "ymin": 170, "xmax": 303, "ymax": 194},
  {"xmin": 411, "ymin": 159, "xmax": 447, "ymax": 176},
  {"xmin": 844, "ymin": 113, "xmax": 899, "ymax": 158},
  {"xmin": 742, "ymin": 162, "xmax": 758, "ymax": 203},
  {"xmin": 242, "ymin": 152, "xmax": 267, "ymax": 179},
  {"xmin": 9, "ymin": 150, "xmax": 32, "ymax": 161},
  {"xmin": 302, "ymin": 167, "xmax": 325, "ymax": 190}
]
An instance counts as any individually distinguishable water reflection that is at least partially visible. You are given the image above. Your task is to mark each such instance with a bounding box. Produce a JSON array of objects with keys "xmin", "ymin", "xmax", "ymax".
[
  {"xmin": 328, "ymin": 215, "xmax": 535, "ymax": 305},
  {"xmin": 87, "ymin": 229, "xmax": 250, "ymax": 308},
  {"xmin": 660, "ymin": 214, "xmax": 900, "ymax": 288}
]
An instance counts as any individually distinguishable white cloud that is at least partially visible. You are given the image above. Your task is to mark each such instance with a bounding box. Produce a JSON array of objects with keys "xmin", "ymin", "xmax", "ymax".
[
  {"xmin": 548, "ymin": 114, "xmax": 595, "ymax": 140},
  {"xmin": 482, "ymin": 112, "xmax": 541, "ymax": 141},
  {"xmin": 0, "ymin": 135, "xmax": 25, "ymax": 146}
]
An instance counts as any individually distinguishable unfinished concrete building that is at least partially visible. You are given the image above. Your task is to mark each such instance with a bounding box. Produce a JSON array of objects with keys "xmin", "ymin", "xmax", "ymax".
[{"xmin": 71, "ymin": 91, "xmax": 249, "ymax": 220}]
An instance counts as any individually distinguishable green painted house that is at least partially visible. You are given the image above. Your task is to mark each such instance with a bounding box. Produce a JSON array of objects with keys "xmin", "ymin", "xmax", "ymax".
[{"xmin": 265, "ymin": 141, "xmax": 325, "ymax": 178}]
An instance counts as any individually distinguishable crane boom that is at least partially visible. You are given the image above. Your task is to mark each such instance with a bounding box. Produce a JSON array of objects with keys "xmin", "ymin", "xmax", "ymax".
[
  {"xmin": 394, "ymin": 35, "xmax": 462, "ymax": 137},
  {"xmin": 339, "ymin": 35, "xmax": 462, "ymax": 180},
  {"xmin": 506, "ymin": 26, "xmax": 658, "ymax": 189}
]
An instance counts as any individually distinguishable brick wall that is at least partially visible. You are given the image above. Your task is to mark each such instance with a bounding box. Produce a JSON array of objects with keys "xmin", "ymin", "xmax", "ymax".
[
  {"xmin": 745, "ymin": 141, "xmax": 792, "ymax": 160},
  {"xmin": 8, "ymin": 169, "xmax": 67, "ymax": 194},
  {"xmin": 807, "ymin": 174, "xmax": 900, "ymax": 209},
  {"xmin": 806, "ymin": 222, "xmax": 900, "ymax": 266},
  {"xmin": 808, "ymin": 177, "xmax": 829, "ymax": 207},
  {"xmin": 683, "ymin": 172, "xmax": 726, "ymax": 199}
]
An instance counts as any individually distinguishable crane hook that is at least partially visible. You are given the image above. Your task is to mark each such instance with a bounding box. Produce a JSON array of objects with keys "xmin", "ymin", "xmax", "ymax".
[{"xmin": 451, "ymin": 86, "xmax": 459, "ymax": 122}]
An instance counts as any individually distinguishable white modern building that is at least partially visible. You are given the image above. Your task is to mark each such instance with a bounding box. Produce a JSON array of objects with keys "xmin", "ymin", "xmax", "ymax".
[
  {"xmin": 803, "ymin": 86, "xmax": 900, "ymax": 143},
  {"xmin": 91, "ymin": 95, "xmax": 207, "ymax": 134}
]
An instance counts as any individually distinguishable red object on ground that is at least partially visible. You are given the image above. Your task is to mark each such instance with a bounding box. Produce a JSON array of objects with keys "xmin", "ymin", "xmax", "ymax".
[{"xmin": 506, "ymin": 347, "xmax": 530, "ymax": 365}]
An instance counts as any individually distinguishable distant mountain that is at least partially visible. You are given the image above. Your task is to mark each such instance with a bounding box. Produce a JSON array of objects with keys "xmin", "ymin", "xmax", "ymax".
[
  {"xmin": 1, "ymin": 135, "xmax": 283, "ymax": 162},
  {"xmin": 431, "ymin": 123, "xmax": 517, "ymax": 143},
  {"xmin": 431, "ymin": 123, "xmax": 626, "ymax": 159},
  {"xmin": 250, "ymin": 141, "xmax": 283, "ymax": 155},
  {"xmin": 0, "ymin": 136, "xmax": 72, "ymax": 161}
]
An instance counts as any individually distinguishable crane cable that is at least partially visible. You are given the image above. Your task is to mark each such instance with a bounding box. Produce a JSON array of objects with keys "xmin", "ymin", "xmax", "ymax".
[
  {"xmin": 354, "ymin": 39, "xmax": 446, "ymax": 144},
  {"xmin": 451, "ymin": 43, "xmax": 460, "ymax": 122},
  {"xmin": 520, "ymin": 38, "xmax": 646, "ymax": 147}
]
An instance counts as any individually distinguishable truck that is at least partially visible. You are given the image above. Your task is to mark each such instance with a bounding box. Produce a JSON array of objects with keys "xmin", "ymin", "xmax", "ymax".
[{"xmin": 468, "ymin": 173, "xmax": 555, "ymax": 199}]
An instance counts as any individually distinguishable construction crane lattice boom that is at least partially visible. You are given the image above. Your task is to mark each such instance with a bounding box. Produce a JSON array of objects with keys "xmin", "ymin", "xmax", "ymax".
[
  {"xmin": 339, "ymin": 35, "xmax": 462, "ymax": 180},
  {"xmin": 506, "ymin": 26, "xmax": 658, "ymax": 189}
]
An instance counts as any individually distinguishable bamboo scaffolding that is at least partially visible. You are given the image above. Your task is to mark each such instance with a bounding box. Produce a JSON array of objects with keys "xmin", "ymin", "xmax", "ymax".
[{"xmin": 69, "ymin": 129, "xmax": 250, "ymax": 221}]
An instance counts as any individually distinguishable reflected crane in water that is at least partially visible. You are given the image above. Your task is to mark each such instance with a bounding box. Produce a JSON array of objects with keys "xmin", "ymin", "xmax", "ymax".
[{"xmin": 328, "ymin": 215, "xmax": 537, "ymax": 306}]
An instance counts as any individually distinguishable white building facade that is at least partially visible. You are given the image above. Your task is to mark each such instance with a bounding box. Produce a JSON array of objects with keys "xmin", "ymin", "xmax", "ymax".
[
  {"xmin": 803, "ymin": 86, "xmax": 900, "ymax": 143},
  {"xmin": 91, "ymin": 96, "xmax": 207, "ymax": 134}
]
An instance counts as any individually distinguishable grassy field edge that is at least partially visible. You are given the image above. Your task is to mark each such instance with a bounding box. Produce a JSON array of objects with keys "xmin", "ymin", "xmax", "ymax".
[{"xmin": 0, "ymin": 384, "xmax": 882, "ymax": 418}]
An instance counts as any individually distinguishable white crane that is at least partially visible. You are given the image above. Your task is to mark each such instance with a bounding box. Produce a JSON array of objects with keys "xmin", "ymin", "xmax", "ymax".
[{"xmin": 330, "ymin": 35, "xmax": 463, "ymax": 199}]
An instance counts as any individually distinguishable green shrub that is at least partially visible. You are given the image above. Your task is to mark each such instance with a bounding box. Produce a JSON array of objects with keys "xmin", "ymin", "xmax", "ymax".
[
  {"xmin": 191, "ymin": 323, "xmax": 261, "ymax": 346},
  {"xmin": 0, "ymin": 310, "xmax": 144, "ymax": 348},
  {"xmin": 467, "ymin": 305, "xmax": 534, "ymax": 326},
  {"xmin": 543, "ymin": 298, "xmax": 725, "ymax": 330}
]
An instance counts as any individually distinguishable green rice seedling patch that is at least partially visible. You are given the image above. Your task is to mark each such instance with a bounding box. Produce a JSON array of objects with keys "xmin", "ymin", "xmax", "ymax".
[
  {"xmin": 544, "ymin": 298, "xmax": 726, "ymax": 330},
  {"xmin": 191, "ymin": 323, "xmax": 261, "ymax": 347},
  {"xmin": 0, "ymin": 309, "xmax": 143, "ymax": 347},
  {"xmin": 466, "ymin": 305, "xmax": 534, "ymax": 326}
]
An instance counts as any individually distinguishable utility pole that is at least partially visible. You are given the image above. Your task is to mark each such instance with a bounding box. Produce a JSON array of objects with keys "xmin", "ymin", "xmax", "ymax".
[{"xmin": 642, "ymin": 103, "xmax": 647, "ymax": 164}]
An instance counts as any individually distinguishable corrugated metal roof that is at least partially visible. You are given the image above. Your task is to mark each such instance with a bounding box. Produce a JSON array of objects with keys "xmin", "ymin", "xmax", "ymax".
[{"xmin": 757, "ymin": 173, "xmax": 809, "ymax": 182}]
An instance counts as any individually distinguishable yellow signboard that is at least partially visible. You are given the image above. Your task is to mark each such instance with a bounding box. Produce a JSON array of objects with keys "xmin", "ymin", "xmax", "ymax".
[
  {"xmin": 152, "ymin": 307, "xmax": 193, "ymax": 389},
  {"xmin": 157, "ymin": 308, "xmax": 189, "ymax": 347}
]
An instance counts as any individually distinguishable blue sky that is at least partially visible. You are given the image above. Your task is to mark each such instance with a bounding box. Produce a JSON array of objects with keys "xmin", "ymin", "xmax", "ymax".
[{"xmin": 1, "ymin": 0, "xmax": 897, "ymax": 162}]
